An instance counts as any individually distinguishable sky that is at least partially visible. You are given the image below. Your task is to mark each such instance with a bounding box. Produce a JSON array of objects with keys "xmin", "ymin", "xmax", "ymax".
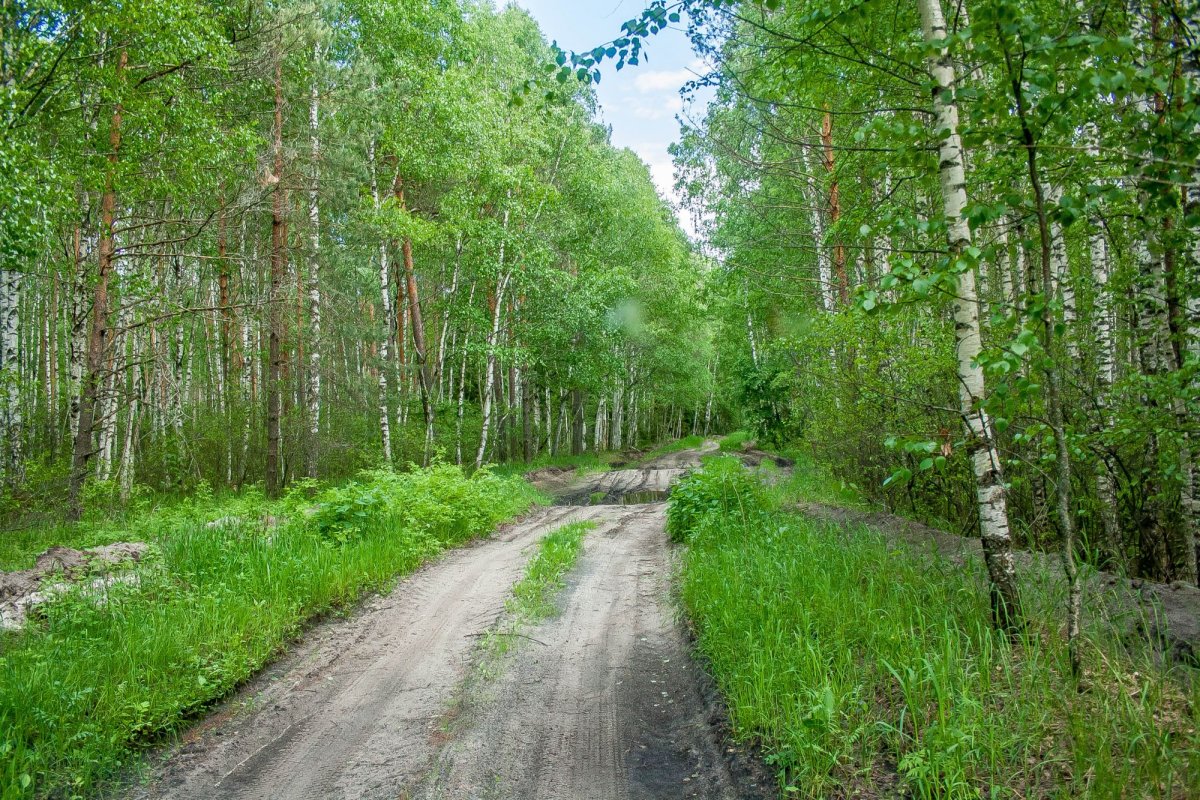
[{"xmin": 506, "ymin": 0, "xmax": 712, "ymax": 237}]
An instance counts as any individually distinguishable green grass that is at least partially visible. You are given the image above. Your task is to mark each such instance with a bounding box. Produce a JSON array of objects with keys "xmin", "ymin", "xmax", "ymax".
[
  {"xmin": 672, "ymin": 459, "xmax": 1199, "ymax": 799},
  {"xmin": 769, "ymin": 449, "xmax": 869, "ymax": 510},
  {"xmin": 0, "ymin": 464, "xmax": 542, "ymax": 799},
  {"xmin": 508, "ymin": 521, "xmax": 593, "ymax": 620},
  {"xmin": 718, "ymin": 430, "xmax": 752, "ymax": 451},
  {"xmin": 480, "ymin": 520, "xmax": 594, "ymax": 664}
]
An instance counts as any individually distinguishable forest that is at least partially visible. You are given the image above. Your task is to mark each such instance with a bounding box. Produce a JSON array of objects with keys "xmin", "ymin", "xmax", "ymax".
[
  {"xmin": 0, "ymin": 0, "xmax": 708, "ymax": 520},
  {"xmin": 1, "ymin": 0, "xmax": 1198, "ymax": 798}
]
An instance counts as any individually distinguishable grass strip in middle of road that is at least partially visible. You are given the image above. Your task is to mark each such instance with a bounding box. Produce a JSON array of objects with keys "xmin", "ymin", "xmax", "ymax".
[{"xmin": 483, "ymin": 519, "xmax": 595, "ymax": 664}]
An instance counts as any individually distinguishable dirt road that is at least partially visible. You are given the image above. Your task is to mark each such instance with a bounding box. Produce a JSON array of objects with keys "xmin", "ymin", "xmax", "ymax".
[{"xmin": 133, "ymin": 445, "xmax": 770, "ymax": 800}]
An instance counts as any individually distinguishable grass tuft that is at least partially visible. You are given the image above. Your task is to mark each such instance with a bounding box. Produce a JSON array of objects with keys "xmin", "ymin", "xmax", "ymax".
[
  {"xmin": 508, "ymin": 521, "xmax": 593, "ymax": 621},
  {"xmin": 478, "ymin": 520, "xmax": 594, "ymax": 666},
  {"xmin": 717, "ymin": 430, "xmax": 752, "ymax": 452}
]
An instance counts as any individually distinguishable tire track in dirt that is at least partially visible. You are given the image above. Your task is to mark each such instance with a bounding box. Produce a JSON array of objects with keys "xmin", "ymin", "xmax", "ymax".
[
  {"xmin": 132, "ymin": 504, "xmax": 599, "ymax": 800},
  {"xmin": 416, "ymin": 497, "xmax": 772, "ymax": 800}
]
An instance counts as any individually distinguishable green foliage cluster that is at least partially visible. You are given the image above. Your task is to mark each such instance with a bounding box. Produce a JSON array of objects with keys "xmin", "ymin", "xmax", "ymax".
[
  {"xmin": 665, "ymin": 454, "xmax": 769, "ymax": 542},
  {"xmin": 672, "ymin": 0, "xmax": 1200, "ymax": 584},
  {"xmin": 307, "ymin": 464, "xmax": 539, "ymax": 546},
  {"xmin": 671, "ymin": 458, "xmax": 1199, "ymax": 798},
  {"xmin": 0, "ymin": 465, "xmax": 540, "ymax": 799}
]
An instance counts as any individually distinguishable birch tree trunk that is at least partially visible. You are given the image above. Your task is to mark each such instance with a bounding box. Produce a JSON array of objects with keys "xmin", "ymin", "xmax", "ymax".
[
  {"xmin": 118, "ymin": 329, "xmax": 142, "ymax": 503},
  {"xmin": 917, "ymin": 0, "xmax": 1021, "ymax": 630},
  {"xmin": 1047, "ymin": 185, "xmax": 1078, "ymax": 358},
  {"xmin": 68, "ymin": 224, "xmax": 88, "ymax": 450},
  {"xmin": 1080, "ymin": 115, "xmax": 1123, "ymax": 563},
  {"xmin": 475, "ymin": 275, "xmax": 509, "ymax": 469},
  {"xmin": 368, "ymin": 140, "xmax": 393, "ymax": 464},
  {"xmin": 799, "ymin": 145, "xmax": 834, "ymax": 312},
  {"xmin": 455, "ymin": 281, "xmax": 476, "ymax": 467},
  {"xmin": 743, "ymin": 280, "xmax": 759, "ymax": 367},
  {"xmin": 593, "ymin": 395, "xmax": 606, "ymax": 452},
  {"xmin": 475, "ymin": 204, "xmax": 511, "ymax": 469},
  {"xmin": 0, "ymin": 268, "xmax": 21, "ymax": 484},
  {"xmin": 305, "ymin": 44, "xmax": 322, "ymax": 478}
]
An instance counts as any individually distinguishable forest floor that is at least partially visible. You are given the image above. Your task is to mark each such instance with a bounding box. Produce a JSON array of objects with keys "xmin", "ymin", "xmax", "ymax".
[
  {"xmin": 125, "ymin": 444, "xmax": 774, "ymax": 800},
  {"xmin": 797, "ymin": 501, "xmax": 1200, "ymax": 666}
]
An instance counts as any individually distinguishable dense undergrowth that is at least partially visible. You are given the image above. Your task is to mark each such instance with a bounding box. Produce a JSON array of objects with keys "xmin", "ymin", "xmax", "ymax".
[
  {"xmin": 0, "ymin": 464, "xmax": 542, "ymax": 799},
  {"xmin": 671, "ymin": 455, "xmax": 1199, "ymax": 799}
]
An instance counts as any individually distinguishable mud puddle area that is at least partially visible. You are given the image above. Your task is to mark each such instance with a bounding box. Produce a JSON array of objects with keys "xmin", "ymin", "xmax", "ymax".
[{"xmin": 556, "ymin": 487, "xmax": 672, "ymax": 506}]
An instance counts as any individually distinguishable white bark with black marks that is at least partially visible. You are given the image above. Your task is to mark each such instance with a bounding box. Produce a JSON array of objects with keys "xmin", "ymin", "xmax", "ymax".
[{"xmin": 918, "ymin": 0, "xmax": 1021, "ymax": 629}]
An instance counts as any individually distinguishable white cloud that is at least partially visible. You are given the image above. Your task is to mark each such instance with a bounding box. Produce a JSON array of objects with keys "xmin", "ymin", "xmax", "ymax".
[
  {"xmin": 633, "ymin": 68, "xmax": 695, "ymax": 93},
  {"xmin": 629, "ymin": 95, "xmax": 684, "ymax": 121}
]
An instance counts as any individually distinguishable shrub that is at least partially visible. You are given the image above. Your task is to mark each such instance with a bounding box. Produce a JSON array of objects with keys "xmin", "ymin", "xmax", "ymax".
[
  {"xmin": 307, "ymin": 463, "xmax": 539, "ymax": 546},
  {"xmin": 717, "ymin": 430, "xmax": 752, "ymax": 452},
  {"xmin": 665, "ymin": 456, "xmax": 770, "ymax": 542}
]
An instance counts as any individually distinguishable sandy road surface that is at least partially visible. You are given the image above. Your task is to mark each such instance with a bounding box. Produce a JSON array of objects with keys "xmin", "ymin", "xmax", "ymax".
[
  {"xmin": 415, "ymin": 501, "xmax": 767, "ymax": 800},
  {"xmin": 132, "ymin": 444, "xmax": 769, "ymax": 800},
  {"xmin": 133, "ymin": 505, "xmax": 598, "ymax": 800}
]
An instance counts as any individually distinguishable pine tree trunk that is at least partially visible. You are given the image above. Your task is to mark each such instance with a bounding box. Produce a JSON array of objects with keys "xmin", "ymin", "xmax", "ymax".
[
  {"xmin": 821, "ymin": 109, "xmax": 849, "ymax": 305},
  {"xmin": 392, "ymin": 177, "xmax": 434, "ymax": 462},
  {"xmin": 68, "ymin": 50, "xmax": 126, "ymax": 520},
  {"xmin": 917, "ymin": 0, "xmax": 1021, "ymax": 630},
  {"xmin": 522, "ymin": 370, "xmax": 534, "ymax": 461},
  {"xmin": 402, "ymin": 235, "xmax": 435, "ymax": 463},
  {"xmin": 265, "ymin": 54, "xmax": 286, "ymax": 499}
]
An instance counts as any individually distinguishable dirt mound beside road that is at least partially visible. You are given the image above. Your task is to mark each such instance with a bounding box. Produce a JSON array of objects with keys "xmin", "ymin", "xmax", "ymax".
[{"xmin": 0, "ymin": 542, "xmax": 149, "ymax": 630}]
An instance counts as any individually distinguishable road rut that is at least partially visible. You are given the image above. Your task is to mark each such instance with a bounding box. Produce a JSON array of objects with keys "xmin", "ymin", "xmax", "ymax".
[
  {"xmin": 134, "ymin": 506, "xmax": 586, "ymax": 799},
  {"xmin": 416, "ymin": 501, "xmax": 766, "ymax": 799}
]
